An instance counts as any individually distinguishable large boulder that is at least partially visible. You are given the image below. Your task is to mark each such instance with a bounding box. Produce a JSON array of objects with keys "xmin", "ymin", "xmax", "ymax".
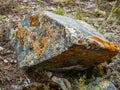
[{"xmin": 9, "ymin": 11, "xmax": 119, "ymax": 71}]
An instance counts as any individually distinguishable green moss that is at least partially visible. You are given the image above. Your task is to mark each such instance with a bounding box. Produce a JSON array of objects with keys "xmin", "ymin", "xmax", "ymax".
[
  {"xmin": 114, "ymin": 7, "xmax": 120, "ymax": 15},
  {"xmin": 39, "ymin": 7, "xmax": 44, "ymax": 12},
  {"xmin": 75, "ymin": 10, "xmax": 83, "ymax": 20},
  {"xmin": 37, "ymin": 0, "xmax": 42, "ymax": 2},
  {"xmin": 90, "ymin": 65, "xmax": 104, "ymax": 76},
  {"xmin": 53, "ymin": 8, "xmax": 64, "ymax": 16},
  {"xmin": 55, "ymin": 0, "xmax": 72, "ymax": 4},
  {"xmin": 79, "ymin": 77, "xmax": 86, "ymax": 90},
  {"xmin": 94, "ymin": 8, "xmax": 106, "ymax": 16},
  {"xmin": 0, "ymin": 15, "xmax": 6, "ymax": 19},
  {"xmin": 63, "ymin": 0, "xmax": 72, "ymax": 4}
]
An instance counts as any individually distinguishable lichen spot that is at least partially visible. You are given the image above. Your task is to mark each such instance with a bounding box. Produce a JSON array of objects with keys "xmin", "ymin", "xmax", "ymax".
[
  {"xmin": 92, "ymin": 36, "xmax": 119, "ymax": 52},
  {"xmin": 14, "ymin": 24, "xmax": 22, "ymax": 30},
  {"xmin": 28, "ymin": 42, "xmax": 33, "ymax": 49},
  {"xmin": 58, "ymin": 30, "xmax": 63, "ymax": 34},
  {"xmin": 30, "ymin": 14, "xmax": 40, "ymax": 27},
  {"xmin": 49, "ymin": 30, "xmax": 56, "ymax": 38},
  {"xmin": 15, "ymin": 27, "xmax": 28, "ymax": 48},
  {"xmin": 33, "ymin": 41, "xmax": 44, "ymax": 59},
  {"xmin": 30, "ymin": 32, "xmax": 36, "ymax": 40},
  {"xmin": 78, "ymin": 39, "xmax": 83, "ymax": 44}
]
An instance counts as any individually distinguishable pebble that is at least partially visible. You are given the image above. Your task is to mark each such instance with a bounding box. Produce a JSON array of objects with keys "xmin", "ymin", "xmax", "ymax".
[
  {"xmin": 51, "ymin": 76, "xmax": 68, "ymax": 90},
  {"xmin": 23, "ymin": 0, "xmax": 28, "ymax": 3},
  {"xmin": 3, "ymin": 59, "xmax": 8, "ymax": 63},
  {"xmin": 11, "ymin": 85, "xmax": 21, "ymax": 90},
  {"xmin": 99, "ymin": 80, "xmax": 116, "ymax": 90},
  {"xmin": 0, "ymin": 46, "xmax": 4, "ymax": 52}
]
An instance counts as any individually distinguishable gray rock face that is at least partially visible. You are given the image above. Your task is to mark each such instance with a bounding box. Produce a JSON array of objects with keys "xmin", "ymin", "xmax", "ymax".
[{"xmin": 9, "ymin": 11, "xmax": 119, "ymax": 71}]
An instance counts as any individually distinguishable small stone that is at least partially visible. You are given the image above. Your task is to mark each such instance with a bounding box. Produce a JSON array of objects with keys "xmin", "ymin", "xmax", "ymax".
[
  {"xmin": 99, "ymin": 80, "xmax": 116, "ymax": 90},
  {"xmin": 23, "ymin": 0, "xmax": 28, "ymax": 3},
  {"xmin": 24, "ymin": 77, "xmax": 31, "ymax": 86},
  {"xmin": 51, "ymin": 76, "xmax": 68, "ymax": 90},
  {"xmin": 11, "ymin": 85, "xmax": 21, "ymax": 90},
  {"xmin": 6, "ymin": 76, "xmax": 11, "ymax": 81},
  {"xmin": 3, "ymin": 59, "xmax": 8, "ymax": 63},
  {"xmin": 10, "ymin": 59, "xmax": 17, "ymax": 64},
  {"xmin": 46, "ymin": 71, "xmax": 53, "ymax": 78},
  {"xmin": 0, "ymin": 46, "xmax": 4, "ymax": 52}
]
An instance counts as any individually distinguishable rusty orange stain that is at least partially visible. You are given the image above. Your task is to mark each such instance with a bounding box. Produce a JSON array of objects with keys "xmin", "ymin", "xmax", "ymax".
[
  {"xmin": 92, "ymin": 36, "xmax": 119, "ymax": 52},
  {"xmin": 30, "ymin": 14, "xmax": 40, "ymax": 27}
]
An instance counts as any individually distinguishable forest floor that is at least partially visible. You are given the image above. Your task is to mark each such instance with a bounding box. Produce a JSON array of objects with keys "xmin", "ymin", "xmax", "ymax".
[{"xmin": 0, "ymin": 0, "xmax": 120, "ymax": 90}]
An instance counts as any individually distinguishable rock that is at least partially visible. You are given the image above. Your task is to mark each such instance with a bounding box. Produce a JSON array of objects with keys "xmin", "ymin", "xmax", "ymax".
[
  {"xmin": 9, "ymin": 11, "xmax": 119, "ymax": 71},
  {"xmin": 99, "ymin": 80, "xmax": 117, "ymax": 90}
]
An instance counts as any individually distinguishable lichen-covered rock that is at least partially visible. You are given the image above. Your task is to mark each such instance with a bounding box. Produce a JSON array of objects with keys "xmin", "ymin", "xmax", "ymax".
[{"xmin": 9, "ymin": 11, "xmax": 119, "ymax": 71}]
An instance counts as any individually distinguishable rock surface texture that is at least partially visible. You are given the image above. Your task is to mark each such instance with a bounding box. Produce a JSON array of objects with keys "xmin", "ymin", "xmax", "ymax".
[{"xmin": 10, "ymin": 11, "xmax": 119, "ymax": 71}]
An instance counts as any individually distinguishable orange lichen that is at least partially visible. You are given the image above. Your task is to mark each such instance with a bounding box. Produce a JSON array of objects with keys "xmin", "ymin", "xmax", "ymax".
[
  {"xmin": 14, "ymin": 24, "xmax": 21, "ymax": 30},
  {"xmin": 47, "ymin": 16, "xmax": 50, "ymax": 21},
  {"xmin": 32, "ymin": 36, "xmax": 49, "ymax": 59},
  {"xmin": 28, "ymin": 42, "xmax": 33, "ymax": 49},
  {"xmin": 30, "ymin": 14, "xmax": 40, "ymax": 27},
  {"xmin": 15, "ymin": 27, "xmax": 28, "ymax": 48},
  {"xmin": 58, "ymin": 30, "xmax": 63, "ymax": 34},
  {"xmin": 78, "ymin": 39, "xmax": 83, "ymax": 44},
  {"xmin": 48, "ymin": 30, "xmax": 56, "ymax": 38},
  {"xmin": 92, "ymin": 36, "xmax": 119, "ymax": 52},
  {"xmin": 33, "ymin": 41, "xmax": 44, "ymax": 59},
  {"xmin": 30, "ymin": 32, "xmax": 36, "ymax": 40},
  {"xmin": 87, "ymin": 39, "xmax": 101, "ymax": 49}
]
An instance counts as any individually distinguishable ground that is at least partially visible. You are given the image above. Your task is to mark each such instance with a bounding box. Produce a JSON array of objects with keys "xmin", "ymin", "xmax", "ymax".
[{"xmin": 0, "ymin": 0, "xmax": 120, "ymax": 90}]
